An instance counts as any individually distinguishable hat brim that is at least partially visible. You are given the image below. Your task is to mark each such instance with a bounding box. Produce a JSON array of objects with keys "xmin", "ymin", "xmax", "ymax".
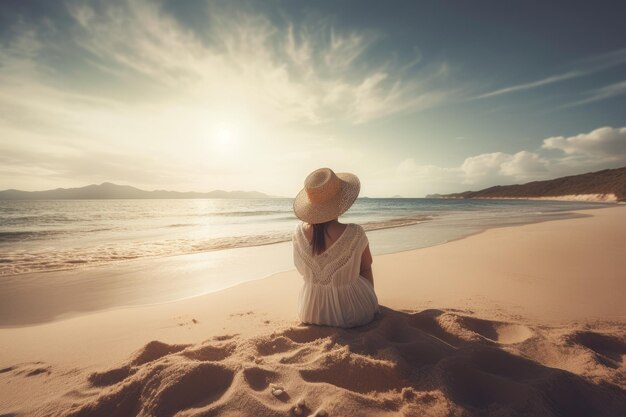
[{"xmin": 293, "ymin": 173, "xmax": 360, "ymax": 224}]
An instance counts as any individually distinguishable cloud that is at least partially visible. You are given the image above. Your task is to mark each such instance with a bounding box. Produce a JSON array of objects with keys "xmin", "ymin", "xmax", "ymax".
[
  {"xmin": 361, "ymin": 158, "xmax": 460, "ymax": 197},
  {"xmin": 476, "ymin": 71, "xmax": 583, "ymax": 99},
  {"xmin": 475, "ymin": 48, "xmax": 626, "ymax": 100},
  {"xmin": 1, "ymin": 2, "xmax": 624, "ymax": 197},
  {"xmin": 396, "ymin": 158, "xmax": 460, "ymax": 179},
  {"xmin": 561, "ymin": 80, "xmax": 626, "ymax": 108},
  {"xmin": 0, "ymin": 0, "xmax": 461, "ymax": 192},
  {"xmin": 459, "ymin": 128, "xmax": 625, "ymax": 186},
  {"xmin": 457, "ymin": 150, "xmax": 548, "ymax": 184},
  {"xmin": 542, "ymin": 126, "xmax": 626, "ymax": 157},
  {"xmin": 461, "ymin": 152, "xmax": 511, "ymax": 182},
  {"xmin": 396, "ymin": 158, "xmax": 418, "ymax": 174},
  {"xmin": 575, "ymin": 47, "xmax": 626, "ymax": 70},
  {"xmin": 458, "ymin": 126, "xmax": 625, "ymax": 186},
  {"xmin": 57, "ymin": 0, "xmax": 454, "ymax": 125},
  {"xmin": 499, "ymin": 151, "xmax": 549, "ymax": 178},
  {"xmin": 461, "ymin": 150, "xmax": 550, "ymax": 184},
  {"xmin": 390, "ymin": 126, "xmax": 626, "ymax": 195},
  {"xmin": 1, "ymin": 3, "xmax": 452, "ymax": 133}
]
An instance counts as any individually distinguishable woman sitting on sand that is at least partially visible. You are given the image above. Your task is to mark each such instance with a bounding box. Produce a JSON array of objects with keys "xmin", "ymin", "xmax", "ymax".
[{"xmin": 292, "ymin": 167, "xmax": 379, "ymax": 327}]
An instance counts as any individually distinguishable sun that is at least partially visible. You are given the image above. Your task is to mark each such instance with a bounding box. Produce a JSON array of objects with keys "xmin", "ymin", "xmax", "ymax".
[
  {"xmin": 216, "ymin": 127, "xmax": 232, "ymax": 146},
  {"xmin": 213, "ymin": 125, "xmax": 238, "ymax": 153}
]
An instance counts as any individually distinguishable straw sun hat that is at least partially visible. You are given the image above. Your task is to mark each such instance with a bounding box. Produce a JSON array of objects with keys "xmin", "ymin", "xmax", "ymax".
[{"xmin": 293, "ymin": 168, "xmax": 360, "ymax": 224}]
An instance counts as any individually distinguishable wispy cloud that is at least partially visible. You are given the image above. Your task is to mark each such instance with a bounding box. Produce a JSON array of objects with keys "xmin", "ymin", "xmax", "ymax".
[
  {"xmin": 560, "ymin": 80, "xmax": 626, "ymax": 108},
  {"xmin": 59, "ymin": 0, "xmax": 455, "ymax": 125},
  {"xmin": 0, "ymin": 0, "xmax": 459, "ymax": 192},
  {"xmin": 2, "ymin": 1, "xmax": 624, "ymax": 196},
  {"xmin": 475, "ymin": 70, "xmax": 583, "ymax": 99},
  {"xmin": 575, "ymin": 47, "xmax": 626, "ymax": 70},
  {"xmin": 388, "ymin": 126, "xmax": 626, "ymax": 196},
  {"xmin": 475, "ymin": 48, "xmax": 626, "ymax": 100}
]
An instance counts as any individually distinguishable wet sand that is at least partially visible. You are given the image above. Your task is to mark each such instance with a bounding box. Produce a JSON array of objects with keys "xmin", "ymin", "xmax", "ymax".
[{"xmin": 0, "ymin": 206, "xmax": 624, "ymax": 416}]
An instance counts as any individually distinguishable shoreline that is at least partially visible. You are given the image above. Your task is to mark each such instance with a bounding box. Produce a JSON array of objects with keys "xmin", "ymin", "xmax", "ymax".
[
  {"xmin": 437, "ymin": 195, "xmax": 620, "ymax": 203},
  {"xmin": 0, "ymin": 199, "xmax": 613, "ymax": 278},
  {"xmin": 0, "ymin": 207, "xmax": 599, "ymax": 327},
  {"xmin": 0, "ymin": 205, "xmax": 622, "ymax": 330},
  {"xmin": 0, "ymin": 205, "xmax": 624, "ymax": 416},
  {"xmin": 0, "ymin": 214, "xmax": 433, "ymax": 278}
]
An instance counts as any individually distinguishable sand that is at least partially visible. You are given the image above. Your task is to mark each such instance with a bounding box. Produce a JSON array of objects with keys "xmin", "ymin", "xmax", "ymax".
[{"xmin": 1, "ymin": 206, "xmax": 625, "ymax": 416}]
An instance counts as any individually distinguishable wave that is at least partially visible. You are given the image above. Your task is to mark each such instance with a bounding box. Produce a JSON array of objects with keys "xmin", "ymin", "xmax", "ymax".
[
  {"xmin": 0, "ymin": 216, "xmax": 434, "ymax": 276},
  {"xmin": 362, "ymin": 215, "xmax": 433, "ymax": 231},
  {"xmin": 0, "ymin": 227, "xmax": 117, "ymax": 243},
  {"xmin": 0, "ymin": 230, "xmax": 65, "ymax": 243},
  {"xmin": 0, "ymin": 233, "xmax": 291, "ymax": 276},
  {"xmin": 210, "ymin": 210, "xmax": 286, "ymax": 217},
  {"xmin": 0, "ymin": 214, "xmax": 76, "ymax": 226}
]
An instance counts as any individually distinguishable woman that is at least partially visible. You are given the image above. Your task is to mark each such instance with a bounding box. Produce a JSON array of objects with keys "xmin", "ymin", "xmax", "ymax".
[{"xmin": 292, "ymin": 167, "xmax": 379, "ymax": 327}]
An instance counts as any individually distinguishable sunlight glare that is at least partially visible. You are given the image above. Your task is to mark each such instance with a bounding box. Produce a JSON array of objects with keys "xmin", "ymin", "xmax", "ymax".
[
  {"xmin": 213, "ymin": 125, "xmax": 238, "ymax": 154},
  {"xmin": 217, "ymin": 127, "xmax": 232, "ymax": 145}
]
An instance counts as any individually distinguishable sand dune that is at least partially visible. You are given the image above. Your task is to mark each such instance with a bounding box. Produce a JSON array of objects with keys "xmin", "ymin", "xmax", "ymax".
[{"xmin": 38, "ymin": 308, "xmax": 625, "ymax": 417}]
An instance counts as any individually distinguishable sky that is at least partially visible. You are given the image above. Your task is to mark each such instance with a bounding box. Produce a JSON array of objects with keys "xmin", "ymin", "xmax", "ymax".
[{"xmin": 1, "ymin": 0, "xmax": 625, "ymax": 197}]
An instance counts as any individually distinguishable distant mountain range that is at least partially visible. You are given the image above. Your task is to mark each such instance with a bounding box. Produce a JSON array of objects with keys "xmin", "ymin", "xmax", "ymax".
[
  {"xmin": 427, "ymin": 166, "xmax": 626, "ymax": 202},
  {"xmin": 0, "ymin": 182, "xmax": 278, "ymax": 200}
]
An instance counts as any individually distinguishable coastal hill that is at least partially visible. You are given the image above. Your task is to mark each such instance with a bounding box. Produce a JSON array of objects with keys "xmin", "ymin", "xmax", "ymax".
[
  {"xmin": 428, "ymin": 166, "xmax": 626, "ymax": 202},
  {"xmin": 0, "ymin": 182, "xmax": 276, "ymax": 200}
]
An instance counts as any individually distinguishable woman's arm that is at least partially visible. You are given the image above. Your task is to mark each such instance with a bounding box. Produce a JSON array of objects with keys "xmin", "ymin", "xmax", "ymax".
[{"xmin": 359, "ymin": 244, "xmax": 374, "ymax": 286}]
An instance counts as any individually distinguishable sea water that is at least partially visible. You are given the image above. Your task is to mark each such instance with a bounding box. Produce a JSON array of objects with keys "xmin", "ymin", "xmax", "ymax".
[{"xmin": 0, "ymin": 198, "xmax": 611, "ymax": 276}]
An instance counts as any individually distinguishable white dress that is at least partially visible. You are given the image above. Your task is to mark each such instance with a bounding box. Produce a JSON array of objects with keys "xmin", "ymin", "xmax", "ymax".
[{"xmin": 293, "ymin": 222, "xmax": 379, "ymax": 328}]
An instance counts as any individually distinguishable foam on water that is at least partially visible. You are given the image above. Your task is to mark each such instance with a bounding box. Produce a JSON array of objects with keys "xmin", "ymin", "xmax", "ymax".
[{"xmin": 0, "ymin": 198, "xmax": 612, "ymax": 276}]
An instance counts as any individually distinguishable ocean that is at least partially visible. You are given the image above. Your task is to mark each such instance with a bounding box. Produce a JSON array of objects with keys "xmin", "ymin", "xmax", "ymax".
[{"xmin": 0, "ymin": 198, "xmax": 612, "ymax": 277}]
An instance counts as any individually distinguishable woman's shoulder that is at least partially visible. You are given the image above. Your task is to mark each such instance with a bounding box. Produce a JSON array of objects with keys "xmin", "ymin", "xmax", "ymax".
[
  {"xmin": 294, "ymin": 221, "xmax": 363, "ymax": 237},
  {"xmin": 347, "ymin": 222, "xmax": 365, "ymax": 232},
  {"xmin": 293, "ymin": 222, "xmax": 304, "ymax": 238},
  {"xmin": 345, "ymin": 223, "xmax": 366, "ymax": 239}
]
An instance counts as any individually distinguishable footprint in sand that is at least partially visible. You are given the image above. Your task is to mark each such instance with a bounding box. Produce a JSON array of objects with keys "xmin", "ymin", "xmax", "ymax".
[
  {"xmin": 242, "ymin": 366, "xmax": 279, "ymax": 391},
  {"xmin": 144, "ymin": 362, "xmax": 235, "ymax": 416},
  {"xmin": 130, "ymin": 340, "xmax": 190, "ymax": 365},
  {"xmin": 89, "ymin": 340, "xmax": 190, "ymax": 387},
  {"xmin": 55, "ymin": 314, "xmax": 626, "ymax": 417},
  {"xmin": 72, "ymin": 340, "xmax": 238, "ymax": 416},
  {"xmin": 566, "ymin": 331, "xmax": 626, "ymax": 367},
  {"xmin": 0, "ymin": 362, "xmax": 51, "ymax": 378},
  {"xmin": 280, "ymin": 326, "xmax": 336, "ymax": 344},
  {"xmin": 439, "ymin": 313, "xmax": 534, "ymax": 344},
  {"xmin": 254, "ymin": 335, "xmax": 297, "ymax": 356},
  {"xmin": 88, "ymin": 365, "xmax": 135, "ymax": 386},
  {"xmin": 212, "ymin": 334, "xmax": 238, "ymax": 341},
  {"xmin": 182, "ymin": 341, "xmax": 236, "ymax": 361},
  {"xmin": 299, "ymin": 349, "xmax": 405, "ymax": 394},
  {"xmin": 406, "ymin": 309, "xmax": 463, "ymax": 346},
  {"xmin": 278, "ymin": 346, "xmax": 318, "ymax": 365}
]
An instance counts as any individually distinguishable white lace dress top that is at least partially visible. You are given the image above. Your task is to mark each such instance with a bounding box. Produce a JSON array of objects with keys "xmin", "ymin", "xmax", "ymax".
[{"xmin": 293, "ymin": 222, "xmax": 379, "ymax": 328}]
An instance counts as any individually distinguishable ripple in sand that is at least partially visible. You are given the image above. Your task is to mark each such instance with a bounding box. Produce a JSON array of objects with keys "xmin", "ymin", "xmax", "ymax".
[
  {"xmin": 568, "ymin": 331, "xmax": 626, "ymax": 362},
  {"xmin": 88, "ymin": 365, "xmax": 134, "ymax": 386},
  {"xmin": 181, "ymin": 342, "xmax": 236, "ymax": 362},
  {"xmin": 300, "ymin": 348, "xmax": 405, "ymax": 394},
  {"xmin": 242, "ymin": 366, "xmax": 279, "ymax": 391},
  {"xmin": 51, "ymin": 309, "xmax": 626, "ymax": 417},
  {"xmin": 254, "ymin": 335, "xmax": 297, "ymax": 356},
  {"xmin": 439, "ymin": 313, "xmax": 534, "ymax": 344},
  {"xmin": 130, "ymin": 340, "xmax": 190, "ymax": 366},
  {"xmin": 566, "ymin": 330, "xmax": 626, "ymax": 368}
]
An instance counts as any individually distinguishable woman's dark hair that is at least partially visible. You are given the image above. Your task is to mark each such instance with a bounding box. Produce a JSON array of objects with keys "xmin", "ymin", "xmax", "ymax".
[{"xmin": 311, "ymin": 221, "xmax": 331, "ymax": 255}]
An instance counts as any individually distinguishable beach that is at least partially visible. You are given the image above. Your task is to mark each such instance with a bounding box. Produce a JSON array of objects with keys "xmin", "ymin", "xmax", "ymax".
[{"xmin": 1, "ymin": 206, "xmax": 625, "ymax": 416}]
